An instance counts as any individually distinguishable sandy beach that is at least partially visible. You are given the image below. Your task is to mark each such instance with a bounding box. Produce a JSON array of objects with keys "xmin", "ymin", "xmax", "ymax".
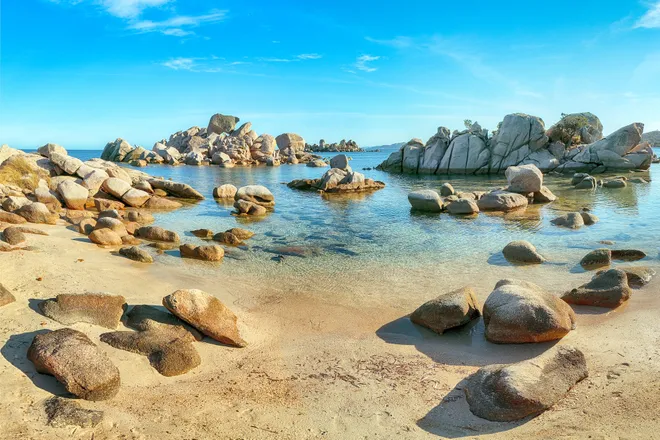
[{"xmin": 2, "ymin": 223, "xmax": 660, "ymax": 439}]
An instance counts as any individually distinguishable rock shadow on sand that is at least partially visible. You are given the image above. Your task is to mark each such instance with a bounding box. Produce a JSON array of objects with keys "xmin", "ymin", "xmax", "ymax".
[
  {"xmin": 417, "ymin": 378, "xmax": 531, "ymax": 438},
  {"xmin": 376, "ymin": 316, "xmax": 557, "ymax": 368},
  {"xmin": 1, "ymin": 330, "xmax": 69, "ymax": 396}
]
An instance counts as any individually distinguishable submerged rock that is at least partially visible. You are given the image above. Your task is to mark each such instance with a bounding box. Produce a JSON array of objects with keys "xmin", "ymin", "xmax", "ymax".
[
  {"xmin": 483, "ymin": 279, "xmax": 576, "ymax": 343},
  {"xmin": 28, "ymin": 328, "xmax": 121, "ymax": 401},
  {"xmin": 191, "ymin": 228, "xmax": 214, "ymax": 238},
  {"xmin": 502, "ymin": 241, "xmax": 545, "ymax": 264},
  {"xmin": 44, "ymin": 397, "xmax": 104, "ymax": 428},
  {"xmin": 162, "ymin": 289, "xmax": 246, "ymax": 347},
  {"xmin": 580, "ymin": 249, "xmax": 612, "ymax": 269},
  {"xmin": 562, "ymin": 269, "xmax": 632, "ymax": 308},
  {"xmin": 551, "ymin": 212, "xmax": 585, "ymax": 229},
  {"xmin": 39, "ymin": 293, "xmax": 127, "ymax": 329},
  {"xmin": 407, "ymin": 190, "xmax": 443, "ymax": 213},
  {"xmin": 464, "ymin": 345, "xmax": 588, "ymax": 421},
  {"xmin": 410, "ymin": 286, "xmax": 480, "ymax": 334}
]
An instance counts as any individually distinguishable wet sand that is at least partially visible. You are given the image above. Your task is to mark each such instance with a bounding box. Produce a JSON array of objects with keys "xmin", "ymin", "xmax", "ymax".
[{"xmin": 1, "ymin": 224, "xmax": 660, "ymax": 439}]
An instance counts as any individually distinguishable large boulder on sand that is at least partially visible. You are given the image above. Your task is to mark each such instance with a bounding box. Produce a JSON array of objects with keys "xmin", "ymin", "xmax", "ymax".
[
  {"xmin": 119, "ymin": 246, "xmax": 153, "ymax": 263},
  {"xmin": 39, "ymin": 293, "xmax": 127, "ymax": 329},
  {"xmin": 464, "ymin": 345, "xmax": 588, "ymax": 421},
  {"xmin": 101, "ymin": 177, "xmax": 132, "ymax": 199},
  {"xmin": 207, "ymin": 114, "xmax": 239, "ymax": 135},
  {"xmin": 0, "ymin": 283, "xmax": 16, "ymax": 307},
  {"xmin": 408, "ymin": 190, "xmax": 443, "ymax": 213},
  {"xmin": 27, "ymin": 328, "xmax": 121, "ymax": 400},
  {"xmin": 2, "ymin": 226, "xmax": 26, "ymax": 245},
  {"xmin": 410, "ymin": 286, "xmax": 480, "ymax": 334},
  {"xmin": 505, "ymin": 164, "xmax": 543, "ymax": 193},
  {"xmin": 16, "ymin": 202, "xmax": 58, "ymax": 224},
  {"xmin": 162, "ymin": 289, "xmax": 246, "ymax": 347},
  {"xmin": 57, "ymin": 180, "xmax": 88, "ymax": 210},
  {"xmin": 502, "ymin": 241, "xmax": 545, "ymax": 264},
  {"xmin": 483, "ymin": 279, "xmax": 576, "ymax": 343},
  {"xmin": 89, "ymin": 228, "xmax": 123, "ymax": 246},
  {"xmin": 477, "ymin": 190, "xmax": 528, "ymax": 212},
  {"xmin": 234, "ymin": 185, "xmax": 275, "ymax": 208},
  {"xmin": 562, "ymin": 269, "xmax": 632, "ymax": 308}
]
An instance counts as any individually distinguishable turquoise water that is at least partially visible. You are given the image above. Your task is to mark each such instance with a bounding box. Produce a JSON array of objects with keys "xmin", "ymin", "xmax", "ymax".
[{"xmin": 58, "ymin": 149, "xmax": 660, "ymax": 276}]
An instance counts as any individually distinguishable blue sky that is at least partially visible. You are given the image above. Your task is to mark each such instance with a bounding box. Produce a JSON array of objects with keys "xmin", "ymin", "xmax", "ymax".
[{"xmin": 1, "ymin": 0, "xmax": 660, "ymax": 149}]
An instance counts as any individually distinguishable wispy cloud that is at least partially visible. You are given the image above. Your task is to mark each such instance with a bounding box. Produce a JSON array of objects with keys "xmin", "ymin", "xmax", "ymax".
[
  {"xmin": 161, "ymin": 57, "xmax": 196, "ymax": 70},
  {"xmin": 365, "ymin": 36, "xmax": 413, "ymax": 49},
  {"xmin": 297, "ymin": 53, "xmax": 323, "ymax": 60},
  {"xmin": 99, "ymin": 0, "xmax": 171, "ymax": 19},
  {"xmin": 635, "ymin": 1, "xmax": 660, "ymax": 28},
  {"xmin": 128, "ymin": 10, "xmax": 227, "ymax": 35},
  {"xmin": 354, "ymin": 55, "xmax": 380, "ymax": 72},
  {"xmin": 256, "ymin": 54, "xmax": 323, "ymax": 63}
]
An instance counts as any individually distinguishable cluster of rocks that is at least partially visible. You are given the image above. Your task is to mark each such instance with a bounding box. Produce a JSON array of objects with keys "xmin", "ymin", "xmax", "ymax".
[
  {"xmin": 377, "ymin": 112, "xmax": 653, "ymax": 175},
  {"xmin": 100, "ymin": 113, "xmax": 324, "ymax": 168},
  {"xmin": 212, "ymin": 184, "xmax": 275, "ymax": 216},
  {"xmin": 287, "ymin": 154, "xmax": 385, "ymax": 194},
  {"xmin": 27, "ymin": 288, "xmax": 245, "ymax": 405},
  {"xmin": 408, "ymin": 163, "xmax": 554, "ymax": 215},
  {"xmin": 305, "ymin": 139, "xmax": 363, "ymax": 153},
  {"xmin": 551, "ymin": 209, "xmax": 599, "ymax": 229},
  {"xmin": 571, "ymin": 172, "xmax": 648, "ymax": 190}
]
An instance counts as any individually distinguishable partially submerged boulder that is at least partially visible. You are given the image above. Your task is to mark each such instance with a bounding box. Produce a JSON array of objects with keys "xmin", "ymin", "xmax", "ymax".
[
  {"xmin": 213, "ymin": 184, "xmax": 237, "ymax": 199},
  {"xmin": 162, "ymin": 289, "xmax": 246, "ymax": 347},
  {"xmin": 28, "ymin": 328, "xmax": 121, "ymax": 401},
  {"xmin": 502, "ymin": 241, "xmax": 545, "ymax": 264},
  {"xmin": 551, "ymin": 212, "xmax": 585, "ymax": 229},
  {"xmin": 234, "ymin": 185, "xmax": 275, "ymax": 208},
  {"xmin": 119, "ymin": 246, "xmax": 153, "ymax": 263},
  {"xmin": 135, "ymin": 226, "xmax": 180, "ymax": 243},
  {"xmin": 477, "ymin": 190, "xmax": 528, "ymax": 212},
  {"xmin": 410, "ymin": 287, "xmax": 480, "ymax": 334},
  {"xmin": 39, "ymin": 293, "xmax": 127, "ymax": 329},
  {"xmin": 562, "ymin": 269, "xmax": 632, "ymax": 308},
  {"xmin": 408, "ymin": 190, "xmax": 443, "ymax": 213},
  {"xmin": 483, "ymin": 279, "xmax": 576, "ymax": 343},
  {"xmin": 148, "ymin": 179, "xmax": 204, "ymax": 200},
  {"xmin": 580, "ymin": 249, "xmax": 612, "ymax": 269},
  {"xmin": 179, "ymin": 244, "xmax": 225, "ymax": 261},
  {"xmin": 446, "ymin": 199, "xmax": 480, "ymax": 215},
  {"xmin": 505, "ymin": 164, "xmax": 543, "ymax": 193},
  {"xmin": 464, "ymin": 345, "xmax": 588, "ymax": 421}
]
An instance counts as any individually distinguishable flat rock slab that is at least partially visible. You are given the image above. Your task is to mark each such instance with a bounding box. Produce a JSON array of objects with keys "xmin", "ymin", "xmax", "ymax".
[
  {"xmin": 45, "ymin": 397, "xmax": 104, "ymax": 428},
  {"xmin": 163, "ymin": 289, "xmax": 246, "ymax": 347},
  {"xmin": 28, "ymin": 328, "xmax": 120, "ymax": 401},
  {"xmin": 410, "ymin": 286, "xmax": 480, "ymax": 334},
  {"xmin": 39, "ymin": 293, "xmax": 127, "ymax": 329},
  {"xmin": 465, "ymin": 345, "xmax": 588, "ymax": 421},
  {"xmin": 483, "ymin": 279, "xmax": 576, "ymax": 343},
  {"xmin": 562, "ymin": 269, "xmax": 632, "ymax": 308},
  {"xmin": 0, "ymin": 283, "xmax": 16, "ymax": 307}
]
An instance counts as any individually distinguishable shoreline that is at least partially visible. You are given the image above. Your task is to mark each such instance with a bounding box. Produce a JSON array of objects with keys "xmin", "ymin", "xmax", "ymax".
[{"xmin": 2, "ymin": 224, "xmax": 660, "ymax": 438}]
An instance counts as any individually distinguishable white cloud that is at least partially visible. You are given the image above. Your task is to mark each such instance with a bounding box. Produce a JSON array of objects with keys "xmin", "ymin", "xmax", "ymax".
[
  {"xmin": 99, "ymin": 0, "xmax": 171, "ymax": 19},
  {"xmin": 297, "ymin": 53, "xmax": 322, "ymax": 60},
  {"xmin": 354, "ymin": 55, "xmax": 380, "ymax": 72},
  {"xmin": 635, "ymin": 1, "xmax": 660, "ymax": 28},
  {"xmin": 161, "ymin": 57, "xmax": 196, "ymax": 70},
  {"xmin": 365, "ymin": 36, "xmax": 413, "ymax": 49},
  {"xmin": 128, "ymin": 10, "xmax": 227, "ymax": 35}
]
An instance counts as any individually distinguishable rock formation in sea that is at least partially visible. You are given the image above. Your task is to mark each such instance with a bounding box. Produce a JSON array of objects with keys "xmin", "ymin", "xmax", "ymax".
[
  {"xmin": 377, "ymin": 112, "xmax": 653, "ymax": 175},
  {"xmin": 100, "ymin": 113, "xmax": 325, "ymax": 168},
  {"xmin": 305, "ymin": 139, "xmax": 363, "ymax": 153},
  {"xmin": 288, "ymin": 154, "xmax": 385, "ymax": 193},
  {"xmin": 642, "ymin": 130, "xmax": 660, "ymax": 147}
]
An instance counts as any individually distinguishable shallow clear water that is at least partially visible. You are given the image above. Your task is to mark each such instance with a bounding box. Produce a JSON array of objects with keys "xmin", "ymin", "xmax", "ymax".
[{"xmin": 59, "ymin": 149, "xmax": 660, "ymax": 279}]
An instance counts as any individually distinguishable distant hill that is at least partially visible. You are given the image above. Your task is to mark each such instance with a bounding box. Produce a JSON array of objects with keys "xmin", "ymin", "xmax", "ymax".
[
  {"xmin": 643, "ymin": 130, "xmax": 660, "ymax": 147},
  {"xmin": 363, "ymin": 142, "xmax": 405, "ymax": 152}
]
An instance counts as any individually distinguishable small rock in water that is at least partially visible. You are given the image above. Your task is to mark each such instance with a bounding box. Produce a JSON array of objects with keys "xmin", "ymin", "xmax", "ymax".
[
  {"xmin": 162, "ymin": 289, "xmax": 246, "ymax": 347},
  {"xmin": 213, "ymin": 231, "xmax": 243, "ymax": 246},
  {"xmin": 464, "ymin": 345, "xmax": 588, "ymax": 421},
  {"xmin": 410, "ymin": 286, "xmax": 480, "ymax": 334},
  {"xmin": 191, "ymin": 228, "xmax": 214, "ymax": 239},
  {"xmin": 440, "ymin": 183, "xmax": 455, "ymax": 197},
  {"xmin": 580, "ymin": 212, "xmax": 599, "ymax": 225},
  {"xmin": 179, "ymin": 244, "xmax": 225, "ymax": 261},
  {"xmin": 44, "ymin": 397, "xmax": 104, "ymax": 428},
  {"xmin": 136, "ymin": 226, "xmax": 180, "ymax": 243},
  {"xmin": 580, "ymin": 249, "xmax": 612, "ymax": 269},
  {"xmin": 505, "ymin": 164, "xmax": 543, "ymax": 193},
  {"xmin": 562, "ymin": 269, "xmax": 632, "ymax": 308},
  {"xmin": 28, "ymin": 328, "xmax": 121, "ymax": 401},
  {"xmin": 476, "ymin": 190, "xmax": 528, "ymax": 212},
  {"xmin": 119, "ymin": 246, "xmax": 153, "ymax": 263},
  {"xmin": 551, "ymin": 212, "xmax": 584, "ymax": 229},
  {"xmin": 599, "ymin": 240, "xmax": 615, "ymax": 245},
  {"xmin": 603, "ymin": 179, "xmax": 627, "ymax": 189},
  {"xmin": 447, "ymin": 199, "xmax": 479, "ymax": 215},
  {"xmin": 611, "ymin": 249, "xmax": 646, "ymax": 262},
  {"xmin": 0, "ymin": 283, "xmax": 16, "ymax": 308},
  {"xmin": 502, "ymin": 240, "xmax": 545, "ymax": 264},
  {"xmin": 226, "ymin": 227, "xmax": 254, "ymax": 240},
  {"xmin": 272, "ymin": 254, "xmax": 286, "ymax": 263},
  {"xmin": 39, "ymin": 293, "xmax": 127, "ymax": 329},
  {"xmin": 213, "ymin": 184, "xmax": 237, "ymax": 199}
]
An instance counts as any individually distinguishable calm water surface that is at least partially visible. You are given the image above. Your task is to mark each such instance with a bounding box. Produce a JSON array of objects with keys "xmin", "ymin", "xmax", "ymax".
[{"xmin": 60, "ymin": 149, "xmax": 660, "ymax": 279}]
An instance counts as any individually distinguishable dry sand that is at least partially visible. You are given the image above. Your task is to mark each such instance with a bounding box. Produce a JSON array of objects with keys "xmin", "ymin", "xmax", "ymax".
[{"xmin": 1, "ymin": 223, "xmax": 660, "ymax": 439}]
